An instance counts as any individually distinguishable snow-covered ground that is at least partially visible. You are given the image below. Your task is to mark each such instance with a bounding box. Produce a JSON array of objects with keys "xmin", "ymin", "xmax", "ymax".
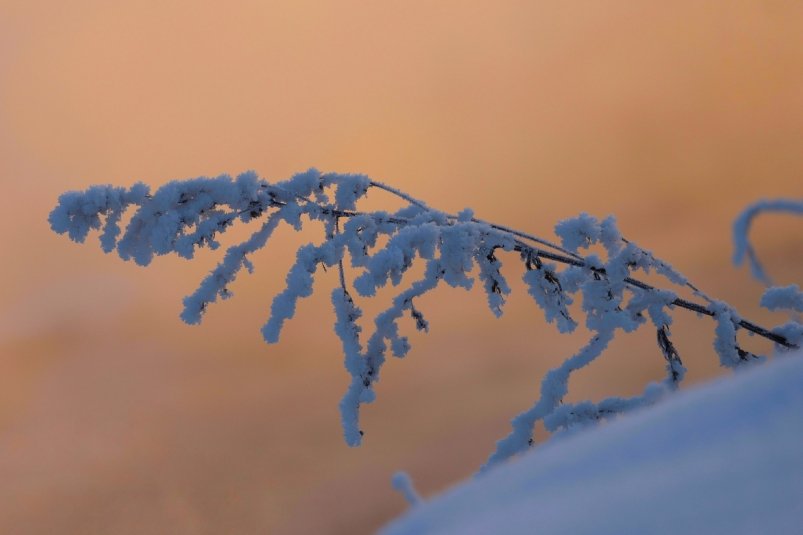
[{"xmin": 384, "ymin": 352, "xmax": 803, "ymax": 534}]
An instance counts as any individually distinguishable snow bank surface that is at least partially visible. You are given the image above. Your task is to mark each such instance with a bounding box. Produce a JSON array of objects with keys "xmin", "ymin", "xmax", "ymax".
[{"xmin": 383, "ymin": 353, "xmax": 803, "ymax": 535}]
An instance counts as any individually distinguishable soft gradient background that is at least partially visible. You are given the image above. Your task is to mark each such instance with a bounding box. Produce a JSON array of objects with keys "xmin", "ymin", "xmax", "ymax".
[{"xmin": 1, "ymin": 1, "xmax": 801, "ymax": 533}]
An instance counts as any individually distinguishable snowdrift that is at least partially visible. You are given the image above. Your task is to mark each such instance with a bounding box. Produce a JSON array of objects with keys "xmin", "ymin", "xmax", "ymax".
[{"xmin": 384, "ymin": 352, "xmax": 803, "ymax": 534}]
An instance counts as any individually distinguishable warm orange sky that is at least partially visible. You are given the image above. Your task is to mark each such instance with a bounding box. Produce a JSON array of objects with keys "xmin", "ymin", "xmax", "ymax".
[{"xmin": 1, "ymin": 1, "xmax": 802, "ymax": 533}]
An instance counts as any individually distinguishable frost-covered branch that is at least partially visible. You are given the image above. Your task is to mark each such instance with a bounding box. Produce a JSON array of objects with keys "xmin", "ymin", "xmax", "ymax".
[
  {"xmin": 391, "ymin": 472, "xmax": 422, "ymax": 507},
  {"xmin": 733, "ymin": 198, "xmax": 803, "ymax": 286},
  {"xmin": 50, "ymin": 169, "xmax": 801, "ymax": 471}
]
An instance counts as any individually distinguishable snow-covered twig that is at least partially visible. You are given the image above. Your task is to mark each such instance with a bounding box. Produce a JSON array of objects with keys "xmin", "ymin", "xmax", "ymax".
[
  {"xmin": 50, "ymin": 169, "xmax": 801, "ymax": 471},
  {"xmin": 733, "ymin": 198, "xmax": 803, "ymax": 286}
]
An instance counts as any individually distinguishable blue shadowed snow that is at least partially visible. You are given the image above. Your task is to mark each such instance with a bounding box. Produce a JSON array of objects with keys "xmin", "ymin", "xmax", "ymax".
[{"xmin": 383, "ymin": 353, "xmax": 803, "ymax": 535}]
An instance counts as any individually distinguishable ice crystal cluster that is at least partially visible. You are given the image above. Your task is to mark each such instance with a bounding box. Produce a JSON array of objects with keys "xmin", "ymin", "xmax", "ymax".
[{"xmin": 49, "ymin": 170, "xmax": 801, "ymax": 470}]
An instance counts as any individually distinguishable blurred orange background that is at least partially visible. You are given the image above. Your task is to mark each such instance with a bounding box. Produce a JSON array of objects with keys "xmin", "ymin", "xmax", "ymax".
[{"xmin": 1, "ymin": 1, "xmax": 801, "ymax": 533}]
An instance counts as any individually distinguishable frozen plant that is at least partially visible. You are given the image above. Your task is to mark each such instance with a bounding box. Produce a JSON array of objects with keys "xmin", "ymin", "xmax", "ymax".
[
  {"xmin": 49, "ymin": 170, "xmax": 801, "ymax": 471},
  {"xmin": 392, "ymin": 472, "xmax": 422, "ymax": 506},
  {"xmin": 732, "ymin": 198, "xmax": 803, "ymax": 287}
]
